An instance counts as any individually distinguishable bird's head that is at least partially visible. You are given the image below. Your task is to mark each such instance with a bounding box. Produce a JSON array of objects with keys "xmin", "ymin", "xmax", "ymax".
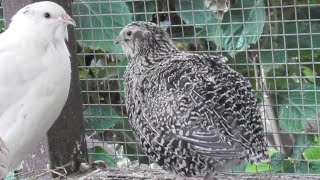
[
  {"xmin": 10, "ymin": 1, "xmax": 76, "ymax": 42},
  {"xmin": 114, "ymin": 21, "xmax": 177, "ymax": 59}
]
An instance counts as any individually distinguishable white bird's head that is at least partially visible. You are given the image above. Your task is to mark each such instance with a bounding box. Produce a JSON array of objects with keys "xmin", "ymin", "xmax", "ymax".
[{"xmin": 9, "ymin": 1, "xmax": 76, "ymax": 42}]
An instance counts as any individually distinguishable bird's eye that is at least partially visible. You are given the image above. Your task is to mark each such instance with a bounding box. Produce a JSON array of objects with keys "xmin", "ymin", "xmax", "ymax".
[
  {"xmin": 126, "ymin": 31, "xmax": 132, "ymax": 36},
  {"xmin": 44, "ymin": 12, "xmax": 51, "ymax": 19}
]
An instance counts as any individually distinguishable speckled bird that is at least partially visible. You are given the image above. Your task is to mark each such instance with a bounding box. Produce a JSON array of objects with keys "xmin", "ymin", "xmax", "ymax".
[{"xmin": 115, "ymin": 21, "xmax": 268, "ymax": 178}]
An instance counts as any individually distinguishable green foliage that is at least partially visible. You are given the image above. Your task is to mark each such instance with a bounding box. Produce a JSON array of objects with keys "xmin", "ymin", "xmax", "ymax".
[
  {"xmin": 304, "ymin": 146, "xmax": 320, "ymax": 160},
  {"xmin": 302, "ymin": 66, "xmax": 317, "ymax": 83},
  {"xmin": 88, "ymin": 146, "xmax": 116, "ymax": 167},
  {"xmin": 198, "ymin": 0, "xmax": 265, "ymax": 55},
  {"xmin": 269, "ymin": 152, "xmax": 294, "ymax": 173},
  {"xmin": 260, "ymin": 42, "xmax": 287, "ymax": 72},
  {"xmin": 276, "ymin": 6, "xmax": 320, "ymax": 57},
  {"xmin": 84, "ymin": 105, "xmax": 124, "ymax": 133},
  {"xmin": 174, "ymin": 0, "xmax": 212, "ymax": 26},
  {"xmin": 292, "ymin": 134, "xmax": 315, "ymax": 169},
  {"xmin": 245, "ymin": 162, "xmax": 270, "ymax": 173},
  {"xmin": 245, "ymin": 136, "xmax": 320, "ymax": 174},
  {"xmin": 72, "ymin": 0, "xmax": 132, "ymax": 53},
  {"xmin": 278, "ymin": 83, "xmax": 320, "ymax": 133},
  {"xmin": 126, "ymin": 1, "xmax": 155, "ymax": 21}
]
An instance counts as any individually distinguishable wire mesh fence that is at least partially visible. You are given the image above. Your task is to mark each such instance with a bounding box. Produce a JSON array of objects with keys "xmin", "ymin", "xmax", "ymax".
[
  {"xmin": 73, "ymin": 0, "xmax": 320, "ymax": 176},
  {"xmin": 1, "ymin": 0, "xmax": 320, "ymax": 178}
]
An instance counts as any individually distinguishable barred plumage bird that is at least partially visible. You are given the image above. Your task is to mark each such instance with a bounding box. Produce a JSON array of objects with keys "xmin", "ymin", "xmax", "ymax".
[{"xmin": 115, "ymin": 21, "xmax": 268, "ymax": 178}]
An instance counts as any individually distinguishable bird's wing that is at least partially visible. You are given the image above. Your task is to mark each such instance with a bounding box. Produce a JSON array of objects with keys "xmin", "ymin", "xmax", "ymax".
[
  {"xmin": 0, "ymin": 31, "xmax": 45, "ymax": 134},
  {"xmin": 147, "ymin": 54, "xmax": 260, "ymax": 159},
  {"xmin": 169, "ymin": 128, "xmax": 246, "ymax": 159}
]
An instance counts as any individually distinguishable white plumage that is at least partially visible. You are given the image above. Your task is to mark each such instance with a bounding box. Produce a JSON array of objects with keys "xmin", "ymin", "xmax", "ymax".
[
  {"xmin": 0, "ymin": 1, "xmax": 75, "ymax": 179},
  {"xmin": 0, "ymin": 138, "xmax": 8, "ymax": 178}
]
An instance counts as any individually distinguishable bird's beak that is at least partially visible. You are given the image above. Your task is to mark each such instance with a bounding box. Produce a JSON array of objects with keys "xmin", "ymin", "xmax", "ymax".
[
  {"xmin": 61, "ymin": 14, "xmax": 76, "ymax": 27},
  {"xmin": 114, "ymin": 35, "xmax": 123, "ymax": 45}
]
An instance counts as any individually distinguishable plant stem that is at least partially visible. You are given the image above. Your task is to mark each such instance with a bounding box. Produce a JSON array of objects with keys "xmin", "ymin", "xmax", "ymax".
[{"xmin": 259, "ymin": 64, "xmax": 285, "ymax": 154}]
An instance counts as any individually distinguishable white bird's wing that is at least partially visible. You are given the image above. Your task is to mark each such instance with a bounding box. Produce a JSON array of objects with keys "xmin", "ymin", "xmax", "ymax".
[
  {"xmin": 0, "ymin": 30, "xmax": 47, "ymax": 171},
  {"xmin": 0, "ymin": 137, "xmax": 9, "ymax": 179},
  {"xmin": 0, "ymin": 32, "xmax": 45, "ymax": 117}
]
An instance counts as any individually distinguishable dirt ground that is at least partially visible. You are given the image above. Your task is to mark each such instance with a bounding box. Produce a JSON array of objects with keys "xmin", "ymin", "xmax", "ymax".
[
  {"xmin": 22, "ymin": 167, "xmax": 315, "ymax": 180},
  {"xmin": 13, "ymin": 138, "xmax": 320, "ymax": 180}
]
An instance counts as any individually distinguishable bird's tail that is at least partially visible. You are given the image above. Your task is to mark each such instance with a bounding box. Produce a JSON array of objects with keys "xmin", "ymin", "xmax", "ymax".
[{"xmin": 249, "ymin": 139, "xmax": 270, "ymax": 165}]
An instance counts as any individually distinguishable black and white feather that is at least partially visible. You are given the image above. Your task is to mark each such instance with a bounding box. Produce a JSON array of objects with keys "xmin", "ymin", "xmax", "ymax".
[{"xmin": 115, "ymin": 21, "xmax": 268, "ymax": 177}]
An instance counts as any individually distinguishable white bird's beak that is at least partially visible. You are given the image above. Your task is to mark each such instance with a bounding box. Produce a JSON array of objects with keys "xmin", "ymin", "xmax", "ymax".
[{"xmin": 61, "ymin": 14, "xmax": 76, "ymax": 27}]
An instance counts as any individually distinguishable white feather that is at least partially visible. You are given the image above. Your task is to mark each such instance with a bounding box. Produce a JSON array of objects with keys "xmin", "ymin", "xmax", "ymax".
[{"xmin": 0, "ymin": 1, "xmax": 74, "ymax": 178}]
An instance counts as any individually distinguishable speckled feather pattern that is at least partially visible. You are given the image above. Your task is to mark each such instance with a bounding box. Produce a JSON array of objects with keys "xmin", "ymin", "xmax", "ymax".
[{"xmin": 119, "ymin": 22, "xmax": 268, "ymax": 177}]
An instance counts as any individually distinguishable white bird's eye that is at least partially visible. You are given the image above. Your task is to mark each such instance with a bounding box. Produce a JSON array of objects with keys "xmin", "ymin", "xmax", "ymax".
[{"xmin": 44, "ymin": 12, "xmax": 51, "ymax": 19}]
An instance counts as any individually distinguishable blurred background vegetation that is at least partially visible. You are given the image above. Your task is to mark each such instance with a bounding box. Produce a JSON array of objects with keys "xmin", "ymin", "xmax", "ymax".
[{"xmin": 72, "ymin": 0, "xmax": 320, "ymax": 174}]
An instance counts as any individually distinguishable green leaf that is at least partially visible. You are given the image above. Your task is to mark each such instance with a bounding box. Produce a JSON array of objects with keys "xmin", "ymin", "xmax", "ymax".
[
  {"xmin": 276, "ymin": 6, "xmax": 320, "ymax": 57},
  {"xmin": 315, "ymin": 136, "xmax": 319, "ymax": 144},
  {"xmin": 310, "ymin": 161, "xmax": 320, "ymax": 174},
  {"xmin": 292, "ymin": 134, "xmax": 314, "ymax": 167},
  {"xmin": 89, "ymin": 146, "xmax": 116, "ymax": 167},
  {"xmin": 302, "ymin": 66, "xmax": 316, "ymax": 83},
  {"xmin": 296, "ymin": 161, "xmax": 309, "ymax": 174},
  {"xmin": 174, "ymin": 0, "xmax": 212, "ymax": 27},
  {"xmin": 267, "ymin": 66, "xmax": 291, "ymax": 90},
  {"xmin": 284, "ymin": 21, "xmax": 320, "ymax": 57},
  {"xmin": 269, "ymin": 148, "xmax": 279, "ymax": 157},
  {"xmin": 203, "ymin": 0, "xmax": 265, "ymax": 55},
  {"xmin": 245, "ymin": 163, "xmax": 270, "ymax": 173},
  {"xmin": 278, "ymin": 83, "xmax": 320, "ymax": 133},
  {"xmin": 126, "ymin": 1, "xmax": 155, "ymax": 21},
  {"xmin": 72, "ymin": 0, "xmax": 132, "ymax": 53},
  {"xmin": 269, "ymin": 152, "xmax": 294, "ymax": 173},
  {"xmin": 84, "ymin": 105, "xmax": 124, "ymax": 133},
  {"xmin": 304, "ymin": 146, "xmax": 320, "ymax": 160},
  {"xmin": 89, "ymin": 61, "xmax": 121, "ymax": 79}
]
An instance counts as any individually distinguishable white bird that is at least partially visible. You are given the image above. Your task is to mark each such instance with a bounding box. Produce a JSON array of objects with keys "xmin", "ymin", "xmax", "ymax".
[
  {"xmin": 0, "ymin": 1, "xmax": 75, "ymax": 179},
  {"xmin": 0, "ymin": 138, "xmax": 8, "ymax": 178}
]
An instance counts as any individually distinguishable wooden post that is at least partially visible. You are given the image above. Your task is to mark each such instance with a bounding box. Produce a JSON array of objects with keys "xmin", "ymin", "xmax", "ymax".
[{"xmin": 2, "ymin": 0, "xmax": 88, "ymax": 176}]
